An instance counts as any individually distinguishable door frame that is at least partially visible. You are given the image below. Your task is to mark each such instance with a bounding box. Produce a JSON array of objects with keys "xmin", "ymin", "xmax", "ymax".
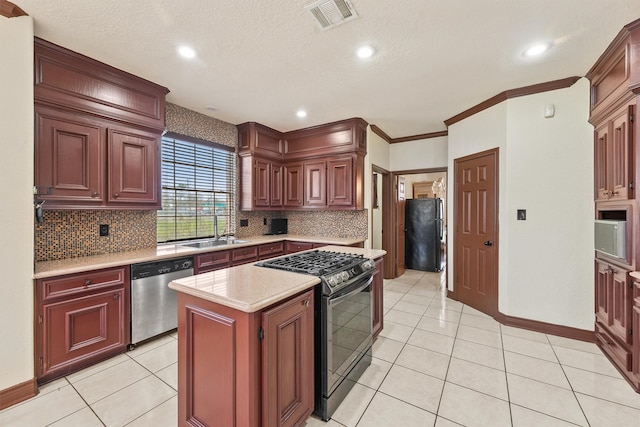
[
  {"xmin": 392, "ymin": 167, "xmax": 448, "ymax": 278},
  {"xmin": 372, "ymin": 164, "xmax": 394, "ymax": 279},
  {"xmin": 450, "ymin": 148, "xmax": 499, "ymax": 317}
]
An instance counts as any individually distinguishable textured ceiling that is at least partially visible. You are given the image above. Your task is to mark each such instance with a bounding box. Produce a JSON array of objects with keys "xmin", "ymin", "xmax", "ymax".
[{"xmin": 13, "ymin": 0, "xmax": 640, "ymax": 138}]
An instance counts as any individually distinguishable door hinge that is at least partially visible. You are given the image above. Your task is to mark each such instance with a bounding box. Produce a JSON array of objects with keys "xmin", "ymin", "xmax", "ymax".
[{"xmin": 258, "ymin": 327, "xmax": 264, "ymax": 341}]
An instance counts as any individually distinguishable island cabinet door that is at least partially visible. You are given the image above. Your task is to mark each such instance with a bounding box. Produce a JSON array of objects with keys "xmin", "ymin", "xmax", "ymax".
[{"xmin": 261, "ymin": 290, "xmax": 314, "ymax": 427}]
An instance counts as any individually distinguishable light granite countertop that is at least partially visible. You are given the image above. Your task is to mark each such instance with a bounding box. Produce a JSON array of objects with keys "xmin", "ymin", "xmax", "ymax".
[
  {"xmin": 33, "ymin": 235, "xmax": 365, "ymax": 279},
  {"xmin": 168, "ymin": 246, "xmax": 386, "ymax": 313}
]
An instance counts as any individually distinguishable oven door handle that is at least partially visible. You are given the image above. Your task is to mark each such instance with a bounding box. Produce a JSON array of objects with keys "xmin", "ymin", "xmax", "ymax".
[{"xmin": 328, "ymin": 275, "xmax": 373, "ymax": 306}]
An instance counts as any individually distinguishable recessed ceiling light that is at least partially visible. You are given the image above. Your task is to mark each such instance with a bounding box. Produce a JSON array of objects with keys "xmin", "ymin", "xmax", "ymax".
[
  {"xmin": 356, "ymin": 45, "xmax": 376, "ymax": 59},
  {"xmin": 296, "ymin": 109, "xmax": 307, "ymax": 118},
  {"xmin": 177, "ymin": 45, "xmax": 196, "ymax": 59},
  {"xmin": 524, "ymin": 43, "xmax": 550, "ymax": 57}
]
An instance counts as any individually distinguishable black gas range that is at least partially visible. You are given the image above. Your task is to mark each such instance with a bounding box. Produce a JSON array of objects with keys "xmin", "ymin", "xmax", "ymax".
[
  {"xmin": 257, "ymin": 250, "xmax": 375, "ymax": 421},
  {"xmin": 257, "ymin": 250, "xmax": 375, "ymax": 295}
]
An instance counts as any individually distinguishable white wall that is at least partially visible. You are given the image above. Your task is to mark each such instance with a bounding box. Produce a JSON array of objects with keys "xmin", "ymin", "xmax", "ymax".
[
  {"xmin": 504, "ymin": 79, "xmax": 594, "ymax": 329},
  {"xmin": 390, "ymin": 136, "xmax": 447, "ymax": 171},
  {"xmin": 0, "ymin": 16, "xmax": 35, "ymax": 391},
  {"xmin": 447, "ymin": 79, "xmax": 594, "ymax": 330},
  {"xmin": 364, "ymin": 128, "xmax": 391, "ymax": 249}
]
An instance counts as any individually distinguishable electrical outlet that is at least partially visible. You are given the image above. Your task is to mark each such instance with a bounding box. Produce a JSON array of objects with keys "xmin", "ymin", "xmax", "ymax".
[{"xmin": 99, "ymin": 224, "xmax": 109, "ymax": 236}]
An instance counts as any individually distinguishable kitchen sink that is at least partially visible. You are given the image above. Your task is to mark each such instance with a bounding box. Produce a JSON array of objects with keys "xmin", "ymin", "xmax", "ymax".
[{"xmin": 180, "ymin": 239, "xmax": 248, "ymax": 249}]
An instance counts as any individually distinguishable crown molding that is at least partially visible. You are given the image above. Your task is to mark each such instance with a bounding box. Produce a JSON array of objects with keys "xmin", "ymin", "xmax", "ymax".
[
  {"xmin": 444, "ymin": 76, "xmax": 581, "ymax": 127},
  {"xmin": 0, "ymin": 0, "xmax": 28, "ymax": 18},
  {"xmin": 370, "ymin": 124, "xmax": 448, "ymax": 144}
]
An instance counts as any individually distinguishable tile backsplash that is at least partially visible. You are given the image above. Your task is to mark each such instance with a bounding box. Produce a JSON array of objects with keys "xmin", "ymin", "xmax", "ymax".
[
  {"xmin": 35, "ymin": 210, "xmax": 156, "ymax": 262},
  {"xmin": 236, "ymin": 210, "xmax": 368, "ymax": 240}
]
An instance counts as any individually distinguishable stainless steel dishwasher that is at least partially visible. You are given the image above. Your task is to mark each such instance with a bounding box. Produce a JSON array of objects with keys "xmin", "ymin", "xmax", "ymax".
[{"xmin": 130, "ymin": 257, "xmax": 194, "ymax": 346}]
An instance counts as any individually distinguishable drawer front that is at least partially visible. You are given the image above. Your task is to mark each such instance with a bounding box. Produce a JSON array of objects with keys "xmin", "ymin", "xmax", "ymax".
[
  {"xmin": 285, "ymin": 241, "xmax": 314, "ymax": 254},
  {"xmin": 40, "ymin": 267, "xmax": 127, "ymax": 302},
  {"xmin": 258, "ymin": 242, "xmax": 285, "ymax": 258},
  {"xmin": 595, "ymin": 323, "xmax": 632, "ymax": 371},
  {"xmin": 195, "ymin": 250, "xmax": 231, "ymax": 273},
  {"xmin": 232, "ymin": 246, "xmax": 259, "ymax": 263}
]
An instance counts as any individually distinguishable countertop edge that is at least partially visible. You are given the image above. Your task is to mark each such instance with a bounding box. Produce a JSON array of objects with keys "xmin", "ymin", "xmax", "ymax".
[
  {"xmin": 34, "ymin": 235, "xmax": 366, "ymax": 279},
  {"xmin": 167, "ymin": 246, "xmax": 386, "ymax": 313}
]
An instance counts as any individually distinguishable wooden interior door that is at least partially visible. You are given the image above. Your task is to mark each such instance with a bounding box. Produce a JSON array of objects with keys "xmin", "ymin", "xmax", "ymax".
[
  {"xmin": 454, "ymin": 149, "xmax": 498, "ymax": 316},
  {"xmin": 396, "ymin": 176, "xmax": 406, "ymax": 277}
]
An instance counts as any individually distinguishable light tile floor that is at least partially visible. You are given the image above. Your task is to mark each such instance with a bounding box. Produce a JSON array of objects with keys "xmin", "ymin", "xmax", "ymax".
[{"xmin": 3, "ymin": 269, "xmax": 640, "ymax": 426}]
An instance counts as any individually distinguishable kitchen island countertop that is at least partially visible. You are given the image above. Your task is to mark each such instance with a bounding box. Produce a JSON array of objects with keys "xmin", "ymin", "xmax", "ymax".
[
  {"xmin": 34, "ymin": 235, "xmax": 364, "ymax": 279},
  {"xmin": 168, "ymin": 245, "xmax": 386, "ymax": 312}
]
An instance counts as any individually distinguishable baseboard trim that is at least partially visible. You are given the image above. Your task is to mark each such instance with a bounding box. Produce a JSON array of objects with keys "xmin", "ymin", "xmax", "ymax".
[
  {"xmin": 0, "ymin": 378, "xmax": 38, "ymax": 410},
  {"xmin": 495, "ymin": 312, "xmax": 595, "ymax": 342},
  {"xmin": 445, "ymin": 291, "xmax": 595, "ymax": 342}
]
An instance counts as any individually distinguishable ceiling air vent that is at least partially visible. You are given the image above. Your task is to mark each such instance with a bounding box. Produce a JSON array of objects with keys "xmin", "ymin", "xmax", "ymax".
[{"xmin": 305, "ymin": 0, "xmax": 358, "ymax": 30}]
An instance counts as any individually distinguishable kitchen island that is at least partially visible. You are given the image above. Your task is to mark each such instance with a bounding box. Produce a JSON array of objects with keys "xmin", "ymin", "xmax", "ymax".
[{"xmin": 169, "ymin": 246, "xmax": 385, "ymax": 427}]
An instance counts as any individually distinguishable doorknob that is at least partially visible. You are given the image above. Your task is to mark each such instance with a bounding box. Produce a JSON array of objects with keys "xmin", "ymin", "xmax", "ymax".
[{"xmin": 484, "ymin": 241, "xmax": 493, "ymax": 246}]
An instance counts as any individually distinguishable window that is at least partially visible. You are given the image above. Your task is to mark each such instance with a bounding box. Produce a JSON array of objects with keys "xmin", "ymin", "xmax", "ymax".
[{"xmin": 158, "ymin": 133, "xmax": 236, "ymax": 242}]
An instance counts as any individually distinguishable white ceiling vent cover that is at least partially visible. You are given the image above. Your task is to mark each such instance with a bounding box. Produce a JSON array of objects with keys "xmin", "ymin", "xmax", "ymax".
[{"xmin": 305, "ymin": 0, "xmax": 358, "ymax": 30}]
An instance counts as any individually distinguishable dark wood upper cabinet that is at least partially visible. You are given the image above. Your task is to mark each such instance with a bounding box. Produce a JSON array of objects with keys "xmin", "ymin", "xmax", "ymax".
[
  {"xmin": 238, "ymin": 118, "xmax": 367, "ymax": 211},
  {"xmin": 107, "ymin": 127, "xmax": 159, "ymax": 205},
  {"xmin": 588, "ymin": 18, "xmax": 640, "ymax": 393},
  {"xmin": 304, "ymin": 160, "xmax": 327, "ymax": 207},
  {"xmin": 34, "ymin": 38, "xmax": 168, "ymax": 130},
  {"xmin": 270, "ymin": 162, "xmax": 284, "ymax": 208},
  {"xmin": 284, "ymin": 163, "xmax": 304, "ymax": 208},
  {"xmin": 34, "ymin": 38, "xmax": 168, "ymax": 210},
  {"xmin": 35, "ymin": 107, "xmax": 104, "ymax": 205}
]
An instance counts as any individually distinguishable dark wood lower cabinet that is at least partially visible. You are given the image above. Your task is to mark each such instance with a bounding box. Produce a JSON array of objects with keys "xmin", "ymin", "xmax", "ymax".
[
  {"xmin": 285, "ymin": 241, "xmax": 314, "ymax": 254},
  {"xmin": 177, "ymin": 289, "xmax": 314, "ymax": 427},
  {"xmin": 372, "ymin": 257, "xmax": 384, "ymax": 339},
  {"xmin": 195, "ymin": 250, "xmax": 231, "ymax": 274},
  {"xmin": 35, "ymin": 267, "xmax": 129, "ymax": 383}
]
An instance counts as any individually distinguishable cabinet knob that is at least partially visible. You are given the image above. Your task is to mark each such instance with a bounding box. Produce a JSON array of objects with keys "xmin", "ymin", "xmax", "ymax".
[
  {"xmin": 84, "ymin": 279, "xmax": 91, "ymax": 287},
  {"xmin": 113, "ymin": 193, "xmax": 120, "ymax": 199}
]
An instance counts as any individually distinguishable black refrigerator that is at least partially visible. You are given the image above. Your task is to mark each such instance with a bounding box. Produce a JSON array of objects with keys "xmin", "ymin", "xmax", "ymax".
[{"xmin": 405, "ymin": 198, "xmax": 443, "ymax": 272}]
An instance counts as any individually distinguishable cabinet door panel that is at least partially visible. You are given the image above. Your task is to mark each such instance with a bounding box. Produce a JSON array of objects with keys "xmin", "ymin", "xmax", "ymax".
[
  {"xmin": 595, "ymin": 260, "xmax": 611, "ymax": 325},
  {"xmin": 327, "ymin": 157, "xmax": 353, "ymax": 207},
  {"xmin": 304, "ymin": 161, "xmax": 326, "ymax": 207},
  {"xmin": 42, "ymin": 289, "xmax": 125, "ymax": 374},
  {"xmin": 271, "ymin": 163, "xmax": 283, "ymax": 207},
  {"xmin": 262, "ymin": 290, "xmax": 314, "ymax": 427},
  {"xmin": 108, "ymin": 128, "xmax": 159, "ymax": 205},
  {"xmin": 255, "ymin": 159, "xmax": 270, "ymax": 208},
  {"xmin": 35, "ymin": 108, "xmax": 104, "ymax": 204},
  {"xmin": 611, "ymin": 266, "xmax": 632, "ymax": 344},
  {"xmin": 594, "ymin": 124, "xmax": 609, "ymax": 201},
  {"xmin": 610, "ymin": 104, "xmax": 632, "ymax": 200},
  {"xmin": 284, "ymin": 163, "xmax": 304, "ymax": 208}
]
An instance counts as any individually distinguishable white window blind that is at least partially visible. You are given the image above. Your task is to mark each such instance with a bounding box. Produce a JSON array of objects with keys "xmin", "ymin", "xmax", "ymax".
[{"xmin": 158, "ymin": 133, "xmax": 236, "ymax": 242}]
